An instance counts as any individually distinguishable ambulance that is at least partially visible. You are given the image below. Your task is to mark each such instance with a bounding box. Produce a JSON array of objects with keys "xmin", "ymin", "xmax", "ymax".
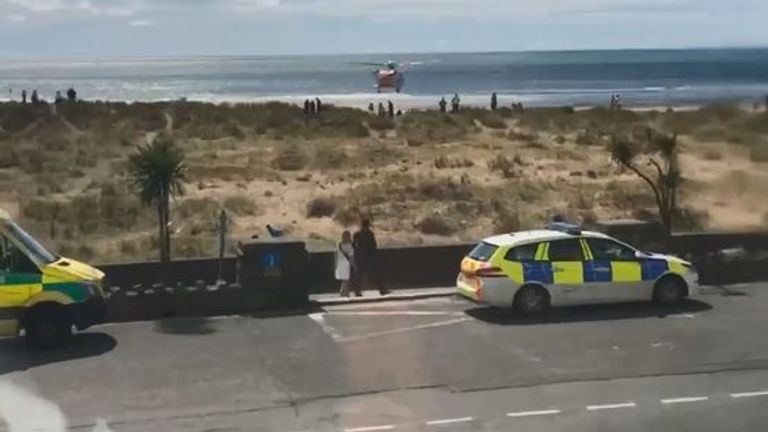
[{"xmin": 0, "ymin": 210, "xmax": 107, "ymax": 348}]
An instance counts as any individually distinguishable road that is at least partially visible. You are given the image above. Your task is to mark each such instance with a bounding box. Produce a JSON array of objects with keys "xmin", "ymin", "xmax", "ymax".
[{"xmin": 2, "ymin": 283, "xmax": 768, "ymax": 431}]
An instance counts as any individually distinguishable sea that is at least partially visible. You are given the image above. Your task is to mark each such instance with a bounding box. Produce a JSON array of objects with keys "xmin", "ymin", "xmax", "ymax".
[{"xmin": 1, "ymin": 48, "xmax": 768, "ymax": 109}]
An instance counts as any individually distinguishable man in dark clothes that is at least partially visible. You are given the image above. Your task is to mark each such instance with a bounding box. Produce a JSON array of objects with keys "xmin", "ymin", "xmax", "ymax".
[
  {"xmin": 21, "ymin": 89, "xmax": 27, "ymax": 104},
  {"xmin": 66, "ymin": 87, "xmax": 77, "ymax": 102},
  {"xmin": 387, "ymin": 100, "xmax": 394, "ymax": 117},
  {"xmin": 31, "ymin": 89, "xmax": 39, "ymax": 104},
  {"xmin": 309, "ymin": 99, "xmax": 316, "ymax": 115},
  {"xmin": 491, "ymin": 92, "xmax": 498, "ymax": 110},
  {"xmin": 304, "ymin": 99, "xmax": 311, "ymax": 115},
  {"xmin": 316, "ymin": 97, "xmax": 322, "ymax": 113},
  {"xmin": 352, "ymin": 219, "xmax": 389, "ymax": 296}
]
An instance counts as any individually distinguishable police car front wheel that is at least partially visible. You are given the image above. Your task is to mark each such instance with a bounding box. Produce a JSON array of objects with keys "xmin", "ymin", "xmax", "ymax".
[
  {"xmin": 653, "ymin": 277, "xmax": 687, "ymax": 307},
  {"xmin": 515, "ymin": 285, "xmax": 550, "ymax": 316}
]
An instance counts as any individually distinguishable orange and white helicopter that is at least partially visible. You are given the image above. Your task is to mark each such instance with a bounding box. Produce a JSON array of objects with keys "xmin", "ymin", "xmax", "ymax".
[{"xmin": 354, "ymin": 60, "xmax": 406, "ymax": 93}]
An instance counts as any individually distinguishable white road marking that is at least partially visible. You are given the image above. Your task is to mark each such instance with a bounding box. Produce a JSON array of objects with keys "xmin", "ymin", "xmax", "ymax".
[
  {"xmin": 661, "ymin": 396, "xmax": 709, "ymax": 404},
  {"xmin": 731, "ymin": 390, "xmax": 768, "ymax": 399},
  {"xmin": 308, "ymin": 313, "xmax": 342, "ymax": 340},
  {"xmin": 336, "ymin": 318, "xmax": 470, "ymax": 342},
  {"xmin": 344, "ymin": 425, "xmax": 395, "ymax": 432},
  {"xmin": 425, "ymin": 417, "xmax": 473, "ymax": 425},
  {"xmin": 327, "ymin": 311, "xmax": 462, "ymax": 316},
  {"xmin": 586, "ymin": 402, "xmax": 637, "ymax": 411},
  {"xmin": 506, "ymin": 409, "xmax": 561, "ymax": 418}
]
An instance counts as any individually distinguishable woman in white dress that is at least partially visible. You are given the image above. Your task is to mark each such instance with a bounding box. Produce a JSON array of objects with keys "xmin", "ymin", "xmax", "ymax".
[{"xmin": 336, "ymin": 230, "xmax": 355, "ymax": 297}]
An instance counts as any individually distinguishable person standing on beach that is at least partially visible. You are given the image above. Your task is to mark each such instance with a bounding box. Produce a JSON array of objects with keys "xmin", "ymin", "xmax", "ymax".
[
  {"xmin": 491, "ymin": 92, "xmax": 498, "ymax": 111},
  {"xmin": 352, "ymin": 219, "xmax": 389, "ymax": 296},
  {"xmin": 378, "ymin": 102, "xmax": 385, "ymax": 117},
  {"xmin": 21, "ymin": 89, "xmax": 27, "ymax": 104},
  {"xmin": 451, "ymin": 93, "xmax": 461, "ymax": 113},
  {"xmin": 336, "ymin": 230, "xmax": 354, "ymax": 297},
  {"xmin": 66, "ymin": 86, "xmax": 77, "ymax": 102},
  {"xmin": 304, "ymin": 99, "xmax": 311, "ymax": 115},
  {"xmin": 368, "ymin": 102, "xmax": 375, "ymax": 113},
  {"xmin": 439, "ymin": 97, "xmax": 447, "ymax": 113},
  {"xmin": 316, "ymin": 97, "xmax": 322, "ymax": 113},
  {"xmin": 387, "ymin": 100, "xmax": 394, "ymax": 118},
  {"xmin": 31, "ymin": 89, "xmax": 39, "ymax": 104},
  {"xmin": 309, "ymin": 99, "xmax": 316, "ymax": 115}
]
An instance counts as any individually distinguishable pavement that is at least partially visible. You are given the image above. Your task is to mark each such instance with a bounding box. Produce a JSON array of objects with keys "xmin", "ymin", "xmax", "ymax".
[
  {"xmin": 2, "ymin": 283, "xmax": 768, "ymax": 431},
  {"xmin": 311, "ymin": 287, "xmax": 454, "ymax": 306}
]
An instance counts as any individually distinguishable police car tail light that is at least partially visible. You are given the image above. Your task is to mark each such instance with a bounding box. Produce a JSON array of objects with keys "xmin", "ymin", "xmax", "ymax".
[{"xmin": 475, "ymin": 266, "xmax": 505, "ymax": 278}]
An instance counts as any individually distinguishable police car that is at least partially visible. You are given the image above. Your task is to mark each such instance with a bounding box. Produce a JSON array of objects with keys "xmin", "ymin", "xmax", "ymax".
[{"xmin": 457, "ymin": 223, "xmax": 699, "ymax": 315}]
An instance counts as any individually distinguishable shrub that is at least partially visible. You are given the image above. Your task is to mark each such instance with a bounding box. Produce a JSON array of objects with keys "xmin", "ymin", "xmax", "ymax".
[
  {"xmin": 434, "ymin": 156, "xmax": 474, "ymax": 169},
  {"xmin": 487, "ymin": 154, "xmax": 516, "ymax": 177},
  {"xmin": 306, "ymin": 197, "xmax": 337, "ymax": 218},
  {"xmin": 223, "ymin": 196, "xmax": 259, "ymax": 216},
  {"xmin": 416, "ymin": 213, "xmax": 457, "ymax": 235},
  {"xmin": 333, "ymin": 204, "xmax": 361, "ymax": 226},
  {"xmin": 750, "ymin": 145, "xmax": 768, "ymax": 162},
  {"xmin": 368, "ymin": 116, "xmax": 395, "ymax": 131},
  {"xmin": 507, "ymin": 129, "xmax": 538, "ymax": 143},
  {"xmin": 315, "ymin": 145, "xmax": 348, "ymax": 169},
  {"xmin": 575, "ymin": 130, "xmax": 600, "ymax": 146},
  {"xmin": 272, "ymin": 146, "xmax": 307, "ymax": 171},
  {"xmin": 493, "ymin": 209, "xmax": 521, "ymax": 233}
]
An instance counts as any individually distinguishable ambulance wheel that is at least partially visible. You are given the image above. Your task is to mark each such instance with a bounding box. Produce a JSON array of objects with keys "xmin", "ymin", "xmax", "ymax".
[
  {"xmin": 25, "ymin": 304, "xmax": 72, "ymax": 350},
  {"xmin": 514, "ymin": 285, "xmax": 550, "ymax": 317},
  {"xmin": 653, "ymin": 276, "xmax": 686, "ymax": 307}
]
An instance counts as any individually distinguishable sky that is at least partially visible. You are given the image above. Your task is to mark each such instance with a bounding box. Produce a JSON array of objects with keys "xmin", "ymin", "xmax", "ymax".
[{"xmin": 0, "ymin": 0, "xmax": 767, "ymax": 58}]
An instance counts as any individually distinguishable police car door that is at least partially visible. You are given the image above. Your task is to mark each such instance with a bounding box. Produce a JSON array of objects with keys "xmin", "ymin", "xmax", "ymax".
[
  {"xmin": 546, "ymin": 239, "xmax": 592, "ymax": 305},
  {"xmin": 584, "ymin": 237, "xmax": 645, "ymax": 302}
]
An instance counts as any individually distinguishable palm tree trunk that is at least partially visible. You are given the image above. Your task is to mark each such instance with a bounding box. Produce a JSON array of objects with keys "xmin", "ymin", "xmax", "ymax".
[
  {"xmin": 157, "ymin": 201, "xmax": 166, "ymax": 263},
  {"xmin": 163, "ymin": 194, "xmax": 171, "ymax": 262}
]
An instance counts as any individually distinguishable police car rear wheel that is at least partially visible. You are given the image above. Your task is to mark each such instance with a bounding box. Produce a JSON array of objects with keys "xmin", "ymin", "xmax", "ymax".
[
  {"xmin": 25, "ymin": 304, "xmax": 72, "ymax": 350},
  {"xmin": 653, "ymin": 277, "xmax": 686, "ymax": 307},
  {"xmin": 515, "ymin": 285, "xmax": 549, "ymax": 316}
]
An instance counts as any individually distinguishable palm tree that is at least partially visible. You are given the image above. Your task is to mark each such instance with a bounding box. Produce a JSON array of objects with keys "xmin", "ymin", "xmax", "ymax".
[
  {"xmin": 128, "ymin": 135, "xmax": 187, "ymax": 263},
  {"xmin": 610, "ymin": 130, "xmax": 681, "ymax": 237}
]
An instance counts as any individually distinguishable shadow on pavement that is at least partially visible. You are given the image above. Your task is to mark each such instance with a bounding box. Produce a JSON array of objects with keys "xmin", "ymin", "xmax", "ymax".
[
  {"xmin": 466, "ymin": 299, "xmax": 713, "ymax": 325},
  {"xmin": 0, "ymin": 332, "xmax": 117, "ymax": 375},
  {"xmin": 154, "ymin": 317, "xmax": 217, "ymax": 335}
]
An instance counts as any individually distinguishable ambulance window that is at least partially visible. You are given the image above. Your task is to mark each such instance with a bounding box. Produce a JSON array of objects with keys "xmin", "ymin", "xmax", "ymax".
[
  {"xmin": 505, "ymin": 243, "xmax": 537, "ymax": 261},
  {"xmin": 547, "ymin": 239, "xmax": 584, "ymax": 261},
  {"xmin": 587, "ymin": 238, "xmax": 636, "ymax": 261}
]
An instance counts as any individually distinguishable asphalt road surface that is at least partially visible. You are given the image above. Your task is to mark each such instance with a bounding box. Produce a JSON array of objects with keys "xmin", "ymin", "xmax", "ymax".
[{"xmin": 2, "ymin": 283, "xmax": 768, "ymax": 431}]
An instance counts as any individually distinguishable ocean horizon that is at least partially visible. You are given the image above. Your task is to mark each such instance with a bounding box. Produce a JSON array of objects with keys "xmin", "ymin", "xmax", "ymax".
[{"xmin": 2, "ymin": 48, "xmax": 768, "ymax": 109}]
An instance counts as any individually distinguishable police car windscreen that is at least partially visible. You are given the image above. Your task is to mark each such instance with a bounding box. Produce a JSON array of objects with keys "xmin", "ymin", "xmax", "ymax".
[{"xmin": 468, "ymin": 242, "xmax": 498, "ymax": 262}]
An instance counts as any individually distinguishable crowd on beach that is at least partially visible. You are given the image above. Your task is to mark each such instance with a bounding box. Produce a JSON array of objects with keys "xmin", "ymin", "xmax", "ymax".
[{"xmin": 8, "ymin": 86, "xmax": 78, "ymax": 104}]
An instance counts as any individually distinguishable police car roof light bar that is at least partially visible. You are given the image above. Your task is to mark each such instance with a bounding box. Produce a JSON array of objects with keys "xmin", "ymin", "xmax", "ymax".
[{"xmin": 546, "ymin": 222, "xmax": 582, "ymax": 235}]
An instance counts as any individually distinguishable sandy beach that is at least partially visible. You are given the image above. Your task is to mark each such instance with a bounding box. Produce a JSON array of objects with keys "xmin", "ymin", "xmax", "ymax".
[{"xmin": 1, "ymin": 100, "xmax": 767, "ymax": 263}]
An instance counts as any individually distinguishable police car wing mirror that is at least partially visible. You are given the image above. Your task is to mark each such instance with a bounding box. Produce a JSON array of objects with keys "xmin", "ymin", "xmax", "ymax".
[{"xmin": 635, "ymin": 250, "xmax": 650, "ymax": 259}]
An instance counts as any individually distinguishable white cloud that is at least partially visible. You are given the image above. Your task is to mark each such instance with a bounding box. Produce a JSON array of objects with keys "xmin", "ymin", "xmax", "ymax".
[
  {"xmin": 3, "ymin": 0, "xmax": 135, "ymax": 16},
  {"xmin": 6, "ymin": 12, "xmax": 25, "ymax": 20},
  {"xmin": 128, "ymin": 18, "xmax": 150, "ymax": 26}
]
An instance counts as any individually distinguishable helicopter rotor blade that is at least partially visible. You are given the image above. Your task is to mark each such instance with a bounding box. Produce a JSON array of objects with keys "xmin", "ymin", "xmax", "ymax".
[{"xmin": 347, "ymin": 61, "xmax": 386, "ymax": 67}]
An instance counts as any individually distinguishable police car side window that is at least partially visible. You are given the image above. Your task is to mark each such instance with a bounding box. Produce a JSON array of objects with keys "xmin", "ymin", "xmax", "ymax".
[
  {"xmin": 588, "ymin": 238, "xmax": 636, "ymax": 261},
  {"xmin": 505, "ymin": 243, "xmax": 537, "ymax": 261},
  {"xmin": 547, "ymin": 239, "xmax": 583, "ymax": 261}
]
